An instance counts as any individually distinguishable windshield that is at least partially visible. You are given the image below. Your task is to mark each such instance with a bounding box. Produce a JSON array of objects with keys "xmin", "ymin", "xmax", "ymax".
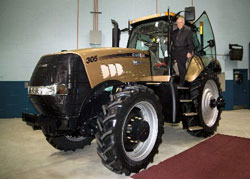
[
  {"xmin": 128, "ymin": 20, "xmax": 169, "ymax": 75},
  {"xmin": 128, "ymin": 20, "xmax": 168, "ymax": 51}
]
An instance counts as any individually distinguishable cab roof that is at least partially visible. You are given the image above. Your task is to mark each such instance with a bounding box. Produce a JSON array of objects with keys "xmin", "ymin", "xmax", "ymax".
[{"xmin": 130, "ymin": 12, "xmax": 176, "ymax": 25}]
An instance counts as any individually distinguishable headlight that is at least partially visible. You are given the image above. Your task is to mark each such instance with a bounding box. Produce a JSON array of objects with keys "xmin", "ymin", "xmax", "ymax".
[{"xmin": 28, "ymin": 84, "xmax": 68, "ymax": 96}]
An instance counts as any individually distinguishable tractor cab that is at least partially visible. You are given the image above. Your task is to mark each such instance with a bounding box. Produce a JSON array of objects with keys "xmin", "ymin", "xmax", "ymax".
[{"xmin": 125, "ymin": 8, "xmax": 220, "ymax": 84}]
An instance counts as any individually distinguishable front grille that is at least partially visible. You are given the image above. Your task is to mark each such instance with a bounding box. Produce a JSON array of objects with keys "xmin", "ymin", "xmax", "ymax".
[{"xmin": 29, "ymin": 53, "xmax": 91, "ymax": 117}]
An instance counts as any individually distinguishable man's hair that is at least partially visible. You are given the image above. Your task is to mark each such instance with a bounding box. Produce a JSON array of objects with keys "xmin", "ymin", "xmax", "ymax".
[{"xmin": 177, "ymin": 17, "xmax": 185, "ymax": 24}]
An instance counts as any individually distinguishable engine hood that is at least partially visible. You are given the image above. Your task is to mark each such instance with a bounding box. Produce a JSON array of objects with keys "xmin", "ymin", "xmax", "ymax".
[{"xmin": 45, "ymin": 47, "xmax": 152, "ymax": 88}]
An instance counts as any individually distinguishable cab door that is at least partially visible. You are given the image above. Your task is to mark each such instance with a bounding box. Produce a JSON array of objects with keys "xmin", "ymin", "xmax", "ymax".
[{"xmin": 194, "ymin": 11, "xmax": 216, "ymax": 67}]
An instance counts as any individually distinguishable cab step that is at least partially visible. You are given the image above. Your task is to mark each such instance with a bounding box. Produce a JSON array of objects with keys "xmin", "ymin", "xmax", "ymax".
[
  {"xmin": 177, "ymin": 86, "xmax": 189, "ymax": 90},
  {"xmin": 183, "ymin": 112, "xmax": 197, "ymax": 116},
  {"xmin": 180, "ymin": 99, "xmax": 193, "ymax": 103},
  {"xmin": 188, "ymin": 126, "xmax": 203, "ymax": 131}
]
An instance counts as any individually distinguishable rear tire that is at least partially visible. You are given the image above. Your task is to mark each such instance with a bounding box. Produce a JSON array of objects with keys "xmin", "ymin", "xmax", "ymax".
[
  {"xmin": 96, "ymin": 85, "xmax": 164, "ymax": 175},
  {"xmin": 188, "ymin": 71, "xmax": 222, "ymax": 137}
]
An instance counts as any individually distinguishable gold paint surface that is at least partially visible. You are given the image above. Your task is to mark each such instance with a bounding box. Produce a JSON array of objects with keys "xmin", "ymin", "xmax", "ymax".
[
  {"xmin": 141, "ymin": 76, "xmax": 170, "ymax": 82},
  {"xmin": 185, "ymin": 56, "xmax": 204, "ymax": 82},
  {"xmin": 55, "ymin": 48, "xmax": 152, "ymax": 88}
]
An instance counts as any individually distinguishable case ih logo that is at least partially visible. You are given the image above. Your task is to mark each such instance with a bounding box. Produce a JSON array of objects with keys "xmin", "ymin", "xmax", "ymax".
[{"xmin": 100, "ymin": 63, "xmax": 123, "ymax": 79}]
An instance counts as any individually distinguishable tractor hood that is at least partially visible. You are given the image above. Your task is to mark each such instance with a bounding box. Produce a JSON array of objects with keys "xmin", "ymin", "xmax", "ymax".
[{"xmin": 45, "ymin": 47, "xmax": 152, "ymax": 88}]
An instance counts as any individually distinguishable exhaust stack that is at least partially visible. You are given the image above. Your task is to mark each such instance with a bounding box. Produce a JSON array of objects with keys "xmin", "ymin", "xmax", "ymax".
[{"xmin": 111, "ymin": 19, "xmax": 120, "ymax": 47}]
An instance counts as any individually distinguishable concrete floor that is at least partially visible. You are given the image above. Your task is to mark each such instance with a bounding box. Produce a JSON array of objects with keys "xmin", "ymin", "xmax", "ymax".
[{"xmin": 0, "ymin": 109, "xmax": 250, "ymax": 179}]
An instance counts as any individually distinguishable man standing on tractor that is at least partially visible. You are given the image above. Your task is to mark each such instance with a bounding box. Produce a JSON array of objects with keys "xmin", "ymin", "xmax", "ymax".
[{"xmin": 172, "ymin": 17, "xmax": 194, "ymax": 86}]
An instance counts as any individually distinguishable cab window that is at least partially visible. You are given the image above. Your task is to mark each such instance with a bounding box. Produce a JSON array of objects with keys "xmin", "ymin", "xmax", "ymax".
[{"xmin": 128, "ymin": 20, "xmax": 169, "ymax": 75}]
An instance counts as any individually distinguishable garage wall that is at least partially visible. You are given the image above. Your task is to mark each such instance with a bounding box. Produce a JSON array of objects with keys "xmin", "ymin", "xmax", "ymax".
[{"xmin": 0, "ymin": 0, "xmax": 250, "ymax": 117}]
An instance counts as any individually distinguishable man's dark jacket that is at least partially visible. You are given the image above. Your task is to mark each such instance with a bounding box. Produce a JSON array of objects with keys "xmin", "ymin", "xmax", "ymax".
[
  {"xmin": 171, "ymin": 25, "xmax": 194, "ymax": 85},
  {"xmin": 172, "ymin": 25, "xmax": 194, "ymax": 56}
]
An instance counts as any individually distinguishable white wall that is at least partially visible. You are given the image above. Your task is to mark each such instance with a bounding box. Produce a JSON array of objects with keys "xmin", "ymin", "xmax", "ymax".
[
  {"xmin": 0, "ymin": 0, "xmax": 78, "ymax": 81},
  {"xmin": 194, "ymin": 0, "xmax": 250, "ymax": 80},
  {"xmin": 0, "ymin": 0, "xmax": 250, "ymax": 81}
]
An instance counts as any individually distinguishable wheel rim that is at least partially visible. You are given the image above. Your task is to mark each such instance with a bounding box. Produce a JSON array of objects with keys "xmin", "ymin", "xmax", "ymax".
[
  {"xmin": 122, "ymin": 101, "xmax": 158, "ymax": 162},
  {"xmin": 201, "ymin": 80, "xmax": 219, "ymax": 127}
]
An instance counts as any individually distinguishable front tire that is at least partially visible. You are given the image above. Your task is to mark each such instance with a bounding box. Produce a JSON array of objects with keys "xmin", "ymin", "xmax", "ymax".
[
  {"xmin": 96, "ymin": 85, "xmax": 164, "ymax": 175},
  {"xmin": 44, "ymin": 133, "xmax": 94, "ymax": 151}
]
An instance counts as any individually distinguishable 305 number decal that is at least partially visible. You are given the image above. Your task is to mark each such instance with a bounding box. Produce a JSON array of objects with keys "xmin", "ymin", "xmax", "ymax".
[{"xmin": 86, "ymin": 56, "xmax": 98, "ymax": 64}]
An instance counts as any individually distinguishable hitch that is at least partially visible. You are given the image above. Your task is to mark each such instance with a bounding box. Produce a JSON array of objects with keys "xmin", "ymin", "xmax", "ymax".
[{"xmin": 22, "ymin": 113, "xmax": 79, "ymax": 136}]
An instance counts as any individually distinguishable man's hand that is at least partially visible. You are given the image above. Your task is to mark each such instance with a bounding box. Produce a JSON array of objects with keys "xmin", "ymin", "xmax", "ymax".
[{"xmin": 187, "ymin": 52, "xmax": 192, "ymax": 59}]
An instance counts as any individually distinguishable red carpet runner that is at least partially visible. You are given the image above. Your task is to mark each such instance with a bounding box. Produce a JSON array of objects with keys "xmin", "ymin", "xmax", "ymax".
[{"xmin": 132, "ymin": 134, "xmax": 250, "ymax": 179}]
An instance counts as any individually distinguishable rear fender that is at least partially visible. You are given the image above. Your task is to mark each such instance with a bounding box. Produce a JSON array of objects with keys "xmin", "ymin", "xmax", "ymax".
[{"xmin": 185, "ymin": 55, "xmax": 204, "ymax": 82}]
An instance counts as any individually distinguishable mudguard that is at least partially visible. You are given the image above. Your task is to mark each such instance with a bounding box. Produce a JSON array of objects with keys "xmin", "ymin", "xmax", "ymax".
[{"xmin": 185, "ymin": 55, "xmax": 204, "ymax": 82}]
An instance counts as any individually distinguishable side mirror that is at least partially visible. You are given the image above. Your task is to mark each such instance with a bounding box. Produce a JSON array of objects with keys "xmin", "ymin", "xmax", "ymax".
[{"xmin": 185, "ymin": 6, "xmax": 195, "ymax": 21}]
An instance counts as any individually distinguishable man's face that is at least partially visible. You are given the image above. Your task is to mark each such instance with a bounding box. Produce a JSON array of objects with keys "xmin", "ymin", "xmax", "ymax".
[{"xmin": 177, "ymin": 19, "xmax": 184, "ymax": 30}]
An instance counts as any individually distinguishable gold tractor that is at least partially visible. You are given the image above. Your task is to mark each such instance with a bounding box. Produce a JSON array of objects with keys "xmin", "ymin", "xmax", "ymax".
[{"xmin": 23, "ymin": 7, "xmax": 225, "ymax": 175}]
